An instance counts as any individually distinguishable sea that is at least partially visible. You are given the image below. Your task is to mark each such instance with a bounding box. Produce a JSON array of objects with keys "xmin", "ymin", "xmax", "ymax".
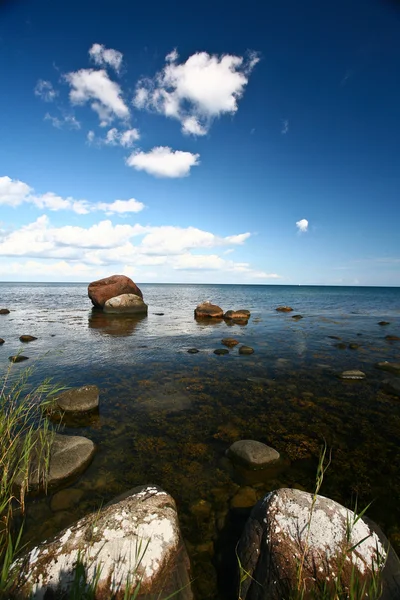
[{"xmin": 1, "ymin": 282, "xmax": 400, "ymax": 599}]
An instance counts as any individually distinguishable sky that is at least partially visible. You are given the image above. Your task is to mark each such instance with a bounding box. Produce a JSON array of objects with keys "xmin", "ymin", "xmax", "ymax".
[{"xmin": 0, "ymin": 0, "xmax": 399, "ymax": 285}]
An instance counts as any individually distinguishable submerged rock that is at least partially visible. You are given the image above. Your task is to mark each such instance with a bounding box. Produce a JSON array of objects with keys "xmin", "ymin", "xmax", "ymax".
[
  {"xmin": 348, "ymin": 343, "xmax": 360, "ymax": 350},
  {"xmin": 385, "ymin": 335, "xmax": 400, "ymax": 341},
  {"xmin": 0, "ymin": 338, "xmax": 4, "ymax": 344},
  {"xmin": 230, "ymin": 486, "xmax": 258, "ymax": 509},
  {"xmin": 214, "ymin": 348, "xmax": 229, "ymax": 355},
  {"xmin": 104, "ymin": 293, "xmax": 148, "ymax": 314},
  {"xmin": 0, "ymin": 308, "xmax": 10, "ymax": 314},
  {"xmin": 187, "ymin": 348, "xmax": 200, "ymax": 354},
  {"xmin": 19, "ymin": 335, "xmax": 37, "ymax": 342},
  {"xmin": 88, "ymin": 274, "xmax": 143, "ymax": 308},
  {"xmin": 194, "ymin": 301, "xmax": 224, "ymax": 318},
  {"xmin": 276, "ymin": 306, "xmax": 293, "ymax": 312},
  {"xmin": 291, "ymin": 314, "xmax": 303, "ymax": 320},
  {"xmin": 12, "ymin": 485, "xmax": 193, "ymax": 600},
  {"xmin": 227, "ymin": 440, "xmax": 280, "ymax": 469},
  {"xmin": 9, "ymin": 355, "xmax": 29, "ymax": 363},
  {"xmin": 221, "ymin": 338, "xmax": 239, "ymax": 347},
  {"xmin": 237, "ymin": 488, "xmax": 399, "ymax": 600},
  {"xmin": 50, "ymin": 488, "xmax": 84, "ymax": 512},
  {"xmin": 239, "ymin": 345, "xmax": 254, "ymax": 355},
  {"xmin": 383, "ymin": 379, "xmax": 400, "ymax": 398},
  {"xmin": 340, "ymin": 370, "xmax": 366, "ymax": 380},
  {"xmin": 375, "ymin": 362, "xmax": 400, "ymax": 376},
  {"xmin": 52, "ymin": 385, "xmax": 100, "ymax": 413},
  {"xmin": 378, "ymin": 321, "xmax": 391, "ymax": 326},
  {"xmin": 14, "ymin": 432, "xmax": 95, "ymax": 491}
]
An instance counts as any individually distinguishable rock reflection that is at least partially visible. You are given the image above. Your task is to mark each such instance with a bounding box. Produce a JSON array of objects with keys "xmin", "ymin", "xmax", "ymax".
[
  {"xmin": 88, "ymin": 309, "xmax": 147, "ymax": 337},
  {"xmin": 194, "ymin": 316, "xmax": 224, "ymax": 327}
]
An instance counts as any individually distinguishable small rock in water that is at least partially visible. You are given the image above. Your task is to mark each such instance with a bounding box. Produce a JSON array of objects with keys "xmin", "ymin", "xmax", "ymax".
[
  {"xmin": 375, "ymin": 362, "xmax": 400, "ymax": 376},
  {"xmin": 334, "ymin": 342, "xmax": 347, "ymax": 349},
  {"xmin": 54, "ymin": 385, "xmax": 99, "ymax": 413},
  {"xmin": 195, "ymin": 301, "xmax": 224, "ymax": 318},
  {"xmin": 214, "ymin": 348, "xmax": 229, "ymax": 355},
  {"xmin": 221, "ymin": 338, "xmax": 239, "ymax": 348},
  {"xmin": 0, "ymin": 308, "xmax": 10, "ymax": 315},
  {"xmin": 276, "ymin": 306, "xmax": 293, "ymax": 312},
  {"xmin": 51, "ymin": 488, "xmax": 84, "ymax": 512},
  {"xmin": 187, "ymin": 348, "xmax": 200, "ymax": 354},
  {"xmin": 227, "ymin": 439, "xmax": 280, "ymax": 469},
  {"xmin": 0, "ymin": 338, "xmax": 4, "ymax": 345},
  {"xmin": 378, "ymin": 321, "xmax": 390, "ymax": 326},
  {"xmin": 224, "ymin": 309, "xmax": 251, "ymax": 320},
  {"xmin": 153, "ymin": 312, "xmax": 164, "ymax": 316},
  {"xmin": 9, "ymin": 355, "xmax": 29, "ymax": 363},
  {"xmin": 383, "ymin": 379, "xmax": 400, "ymax": 398},
  {"xmin": 348, "ymin": 343, "xmax": 360, "ymax": 350},
  {"xmin": 328, "ymin": 335, "xmax": 341, "ymax": 340},
  {"xmin": 189, "ymin": 499, "xmax": 212, "ymax": 519},
  {"xmin": 340, "ymin": 370, "xmax": 366, "ymax": 380},
  {"xmin": 230, "ymin": 486, "xmax": 258, "ymax": 509},
  {"xmin": 385, "ymin": 335, "xmax": 400, "ymax": 341},
  {"xmin": 291, "ymin": 314, "xmax": 303, "ymax": 320},
  {"xmin": 239, "ymin": 345, "xmax": 254, "ymax": 355},
  {"xmin": 19, "ymin": 335, "xmax": 37, "ymax": 342}
]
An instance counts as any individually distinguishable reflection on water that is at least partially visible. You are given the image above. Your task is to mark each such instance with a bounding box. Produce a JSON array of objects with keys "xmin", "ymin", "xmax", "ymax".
[{"xmin": 88, "ymin": 309, "xmax": 148, "ymax": 337}]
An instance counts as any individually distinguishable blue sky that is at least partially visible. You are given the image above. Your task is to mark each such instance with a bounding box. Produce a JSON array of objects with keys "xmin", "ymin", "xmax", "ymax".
[{"xmin": 0, "ymin": 0, "xmax": 399, "ymax": 285}]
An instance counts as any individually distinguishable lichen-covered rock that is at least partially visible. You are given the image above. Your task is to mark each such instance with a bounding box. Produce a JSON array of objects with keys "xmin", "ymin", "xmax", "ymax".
[
  {"xmin": 14, "ymin": 432, "xmax": 95, "ymax": 491},
  {"xmin": 194, "ymin": 301, "xmax": 224, "ymax": 318},
  {"xmin": 12, "ymin": 485, "xmax": 193, "ymax": 600},
  {"xmin": 104, "ymin": 293, "xmax": 148, "ymax": 314},
  {"xmin": 227, "ymin": 440, "xmax": 279, "ymax": 469},
  {"xmin": 52, "ymin": 385, "xmax": 99, "ymax": 413},
  {"xmin": 88, "ymin": 275, "xmax": 143, "ymax": 308},
  {"xmin": 237, "ymin": 488, "xmax": 400, "ymax": 600}
]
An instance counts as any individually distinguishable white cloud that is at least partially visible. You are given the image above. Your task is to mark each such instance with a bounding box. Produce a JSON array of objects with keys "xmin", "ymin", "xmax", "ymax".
[
  {"xmin": 133, "ymin": 49, "xmax": 259, "ymax": 135},
  {"xmin": 281, "ymin": 119, "xmax": 289, "ymax": 135},
  {"xmin": 95, "ymin": 198, "xmax": 145, "ymax": 214},
  {"xmin": 89, "ymin": 43, "xmax": 123, "ymax": 73},
  {"xmin": 138, "ymin": 226, "xmax": 250, "ymax": 255},
  {"xmin": 34, "ymin": 79, "xmax": 58, "ymax": 102},
  {"xmin": 44, "ymin": 113, "xmax": 81, "ymax": 130},
  {"xmin": 87, "ymin": 131, "xmax": 95, "ymax": 144},
  {"xmin": 104, "ymin": 127, "xmax": 140, "ymax": 147},
  {"xmin": 296, "ymin": 218, "xmax": 309, "ymax": 233},
  {"xmin": 126, "ymin": 146, "xmax": 200, "ymax": 178},
  {"xmin": 30, "ymin": 192, "xmax": 89, "ymax": 214},
  {"xmin": 65, "ymin": 69, "xmax": 129, "ymax": 125},
  {"xmin": 0, "ymin": 176, "xmax": 32, "ymax": 207}
]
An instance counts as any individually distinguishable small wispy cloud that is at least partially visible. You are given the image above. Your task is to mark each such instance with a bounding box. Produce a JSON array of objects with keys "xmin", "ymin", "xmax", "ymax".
[
  {"xmin": 281, "ymin": 119, "xmax": 289, "ymax": 135},
  {"xmin": 44, "ymin": 113, "xmax": 81, "ymax": 130},
  {"xmin": 340, "ymin": 69, "xmax": 353, "ymax": 87},
  {"xmin": 34, "ymin": 79, "xmax": 58, "ymax": 102},
  {"xmin": 296, "ymin": 218, "xmax": 309, "ymax": 233},
  {"xmin": 89, "ymin": 43, "xmax": 123, "ymax": 74}
]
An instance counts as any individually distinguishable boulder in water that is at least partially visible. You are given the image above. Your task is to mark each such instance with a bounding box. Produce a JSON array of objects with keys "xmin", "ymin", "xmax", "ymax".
[
  {"xmin": 0, "ymin": 308, "xmax": 10, "ymax": 315},
  {"xmin": 194, "ymin": 301, "xmax": 223, "ymax": 318},
  {"xmin": 276, "ymin": 306, "xmax": 293, "ymax": 312},
  {"xmin": 104, "ymin": 293, "xmax": 148, "ymax": 314},
  {"xmin": 227, "ymin": 440, "xmax": 279, "ymax": 469},
  {"xmin": 88, "ymin": 275, "xmax": 143, "ymax": 308},
  {"xmin": 19, "ymin": 335, "xmax": 37, "ymax": 342}
]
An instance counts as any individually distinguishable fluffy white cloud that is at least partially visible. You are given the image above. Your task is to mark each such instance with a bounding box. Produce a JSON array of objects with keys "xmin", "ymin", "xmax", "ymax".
[
  {"xmin": 44, "ymin": 113, "xmax": 81, "ymax": 130},
  {"xmin": 0, "ymin": 176, "xmax": 32, "ymax": 207},
  {"xmin": 34, "ymin": 79, "xmax": 58, "ymax": 102},
  {"xmin": 126, "ymin": 146, "xmax": 200, "ymax": 178},
  {"xmin": 296, "ymin": 218, "xmax": 309, "ymax": 233},
  {"xmin": 95, "ymin": 198, "xmax": 145, "ymax": 214},
  {"xmin": 104, "ymin": 127, "xmax": 140, "ymax": 147},
  {"xmin": 89, "ymin": 43, "xmax": 123, "ymax": 73},
  {"xmin": 65, "ymin": 69, "xmax": 129, "ymax": 125},
  {"xmin": 133, "ymin": 49, "xmax": 259, "ymax": 135}
]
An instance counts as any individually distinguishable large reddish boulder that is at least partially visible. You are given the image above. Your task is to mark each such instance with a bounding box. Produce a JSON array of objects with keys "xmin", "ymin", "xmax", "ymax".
[
  {"xmin": 88, "ymin": 275, "xmax": 143, "ymax": 308},
  {"xmin": 194, "ymin": 301, "xmax": 224, "ymax": 318}
]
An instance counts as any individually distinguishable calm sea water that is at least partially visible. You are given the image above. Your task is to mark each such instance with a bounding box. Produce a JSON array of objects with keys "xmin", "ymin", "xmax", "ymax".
[{"xmin": 1, "ymin": 283, "xmax": 400, "ymax": 599}]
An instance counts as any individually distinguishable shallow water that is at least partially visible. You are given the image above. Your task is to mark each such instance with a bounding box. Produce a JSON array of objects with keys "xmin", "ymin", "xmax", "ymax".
[{"xmin": 1, "ymin": 283, "xmax": 400, "ymax": 598}]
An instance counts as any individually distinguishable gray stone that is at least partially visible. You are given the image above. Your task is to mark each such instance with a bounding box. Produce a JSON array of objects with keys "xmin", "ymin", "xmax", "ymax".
[
  {"xmin": 237, "ymin": 488, "xmax": 400, "ymax": 600},
  {"xmin": 376, "ymin": 362, "xmax": 400, "ymax": 375},
  {"xmin": 14, "ymin": 432, "xmax": 95, "ymax": 490},
  {"xmin": 340, "ymin": 370, "xmax": 366, "ymax": 380},
  {"xmin": 54, "ymin": 385, "xmax": 99, "ymax": 413},
  {"xmin": 104, "ymin": 293, "xmax": 148, "ymax": 314},
  {"xmin": 12, "ymin": 485, "xmax": 193, "ymax": 600},
  {"xmin": 383, "ymin": 378, "xmax": 400, "ymax": 397},
  {"xmin": 227, "ymin": 440, "xmax": 280, "ymax": 469}
]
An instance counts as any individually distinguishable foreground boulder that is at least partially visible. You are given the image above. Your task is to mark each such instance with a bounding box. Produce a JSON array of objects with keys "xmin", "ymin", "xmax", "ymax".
[
  {"xmin": 14, "ymin": 432, "xmax": 95, "ymax": 491},
  {"xmin": 12, "ymin": 485, "xmax": 193, "ymax": 600},
  {"xmin": 194, "ymin": 301, "xmax": 223, "ymax": 318},
  {"xmin": 237, "ymin": 488, "xmax": 400, "ymax": 599},
  {"xmin": 104, "ymin": 293, "xmax": 148, "ymax": 314},
  {"xmin": 88, "ymin": 275, "xmax": 143, "ymax": 308},
  {"xmin": 227, "ymin": 440, "xmax": 279, "ymax": 469}
]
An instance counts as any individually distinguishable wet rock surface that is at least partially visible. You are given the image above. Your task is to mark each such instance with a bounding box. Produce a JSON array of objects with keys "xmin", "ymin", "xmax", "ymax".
[
  {"xmin": 221, "ymin": 338, "xmax": 239, "ymax": 347},
  {"xmin": 227, "ymin": 440, "xmax": 280, "ymax": 469},
  {"xmin": 19, "ymin": 335, "xmax": 37, "ymax": 342},
  {"xmin": 12, "ymin": 485, "xmax": 193, "ymax": 600},
  {"xmin": 224, "ymin": 309, "xmax": 251, "ymax": 320},
  {"xmin": 0, "ymin": 308, "xmax": 10, "ymax": 314},
  {"xmin": 187, "ymin": 348, "xmax": 199, "ymax": 353},
  {"xmin": 239, "ymin": 345, "xmax": 254, "ymax": 355},
  {"xmin": 52, "ymin": 385, "xmax": 100, "ymax": 413},
  {"xmin": 88, "ymin": 274, "xmax": 143, "ymax": 308},
  {"xmin": 237, "ymin": 488, "xmax": 400, "ymax": 600},
  {"xmin": 340, "ymin": 370, "xmax": 366, "ymax": 380}
]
